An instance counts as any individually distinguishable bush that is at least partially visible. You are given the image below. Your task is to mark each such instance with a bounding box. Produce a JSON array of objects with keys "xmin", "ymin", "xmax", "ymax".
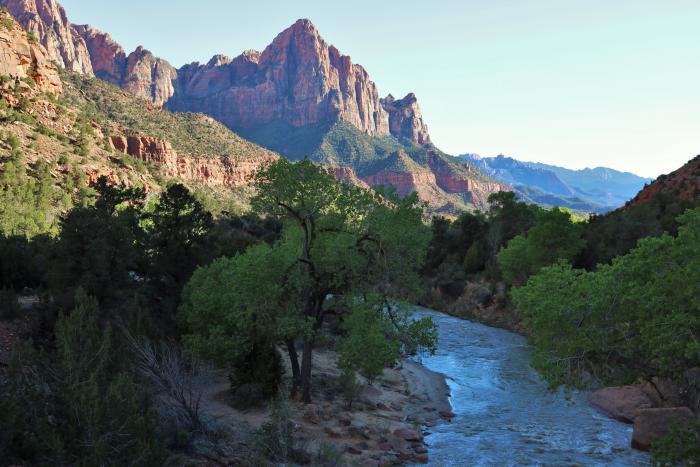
[
  {"xmin": 651, "ymin": 420, "xmax": 700, "ymax": 465},
  {"xmin": 0, "ymin": 287, "xmax": 19, "ymax": 320}
]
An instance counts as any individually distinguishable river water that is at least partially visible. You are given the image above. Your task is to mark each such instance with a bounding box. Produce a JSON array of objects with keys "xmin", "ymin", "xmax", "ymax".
[{"xmin": 414, "ymin": 308, "xmax": 650, "ymax": 466}]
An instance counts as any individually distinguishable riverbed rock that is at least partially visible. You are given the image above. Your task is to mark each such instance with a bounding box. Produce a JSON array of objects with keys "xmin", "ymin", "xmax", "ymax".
[
  {"xmin": 631, "ymin": 407, "xmax": 694, "ymax": 451},
  {"xmin": 393, "ymin": 428, "xmax": 422, "ymax": 442},
  {"xmin": 589, "ymin": 385, "xmax": 655, "ymax": 423}
]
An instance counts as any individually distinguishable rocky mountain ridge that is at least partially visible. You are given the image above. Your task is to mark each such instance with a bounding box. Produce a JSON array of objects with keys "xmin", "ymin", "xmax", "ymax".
[
  {"xmin": 1, "ymin": 0, "xmax": 510, "ymax": 212},
  {"xmin": 462, "ymin": 154, "xmax": 652, "ymax": 212}
]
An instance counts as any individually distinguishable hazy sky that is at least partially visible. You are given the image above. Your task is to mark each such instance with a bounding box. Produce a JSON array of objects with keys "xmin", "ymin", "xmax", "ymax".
[{"xmin": 60, "ymin": 0, "xmax": 699, "ymax": 177}]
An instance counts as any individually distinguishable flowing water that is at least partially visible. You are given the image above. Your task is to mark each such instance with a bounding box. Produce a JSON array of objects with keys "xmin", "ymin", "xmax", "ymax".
[{"xmin": 413, "ymin": 308, "xmax": 650, "ymax": 466}]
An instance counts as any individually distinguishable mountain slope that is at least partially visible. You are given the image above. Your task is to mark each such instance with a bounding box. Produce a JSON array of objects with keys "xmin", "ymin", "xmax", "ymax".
[
  {"xmin": 627, "ymin": 155, "xmax": 700, "ymax": 208},
  {"xmin": 0, "ymin": 9, "xmax": 277, "ymax": 234}
]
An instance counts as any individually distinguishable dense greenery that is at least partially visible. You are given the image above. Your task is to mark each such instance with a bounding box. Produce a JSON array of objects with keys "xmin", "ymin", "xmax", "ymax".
[
  {"xmin": 0, "ymin": 291, "xmax": 165, "ymax": 466},
  {"xmin": 181, "ymin": 159, "xmax": 437, "ymax": 402}
]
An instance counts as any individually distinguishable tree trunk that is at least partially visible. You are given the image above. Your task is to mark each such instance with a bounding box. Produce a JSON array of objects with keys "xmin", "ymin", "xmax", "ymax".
[
  {"xmin": 286, "ymin": 339, "xmax": 301, "ymax": 396},
  {"xmin": 300, "ymin": 337, "xmax": 314, "ymax": 403}
]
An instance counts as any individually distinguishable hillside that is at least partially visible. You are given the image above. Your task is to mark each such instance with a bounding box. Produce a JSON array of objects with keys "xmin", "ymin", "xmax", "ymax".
[
  {"xmin": 626, "ymin": 154, "xmax": 700, "ymax": 207},
  {"xmin": 0, "ymin": 9, "xmax": 277, "ymax": 236}
]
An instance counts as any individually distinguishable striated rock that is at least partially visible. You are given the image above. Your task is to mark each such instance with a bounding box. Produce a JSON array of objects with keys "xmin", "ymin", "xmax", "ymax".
[
  {"xmin": 123, "ymin": 46, "xmax": 177, "ymax": 107},
  {"xmin": 169, "ymin": 19, "xmax": 390, "ymax": 136},
  {"xmin": 0, "ymin": 10, "xmax": 61, "ymax": 95},
  {"xmin": 108, "ymin": 134, "xmax": 275, "ymax": 188},
  {"xmin": 589, "ymin": 385, "xmax": 654, "ymax": 423},
  {"xmin": 0, "ymin": 0, "xmax": 92, "ymax": 74},
  {"xmin": 631, "ymin": 407, "xmax": 694, "ymax": 451},
  {"xmin": 73, "ymin": 24, "xmax": 125, "ymax": 86},
  {"xmin": 381, "ymin": 93, "xmax": 431, "ymax": 144}
]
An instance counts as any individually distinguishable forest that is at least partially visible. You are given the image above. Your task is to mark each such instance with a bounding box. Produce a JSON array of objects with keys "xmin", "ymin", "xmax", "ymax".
[{"xmin": 1, "ymin": 154, "xmax": 699, "ymax": 465}]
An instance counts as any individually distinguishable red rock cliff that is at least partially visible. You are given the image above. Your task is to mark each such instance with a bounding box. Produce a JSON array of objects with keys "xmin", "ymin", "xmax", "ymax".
[
  {"xmin": 0, "ymin": 0, "xmax": 92, "ymax": 75},
  {"xmin": 109, "ymin": 134, "xmax": 276, "ymax": 188}
]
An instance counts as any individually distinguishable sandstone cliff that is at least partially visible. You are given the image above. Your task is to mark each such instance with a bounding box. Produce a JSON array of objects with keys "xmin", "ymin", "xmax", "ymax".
[
  {"xmin": 0, "ymin": 9, "xmax": 61, "ymax": 95},
  {"xmin": 109, "ymin": 134, "xmax": 275, "ymax": 188},
  {"xmin": 0, "ymin": 0, "xmax": 92, "ymax": 74},
  {"xmin": 381, "ymin": 93, "xmax": 431, "ymax": 145}
]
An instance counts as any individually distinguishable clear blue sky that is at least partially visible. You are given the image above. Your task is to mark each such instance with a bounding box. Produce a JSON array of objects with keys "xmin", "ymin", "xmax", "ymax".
[{"xmin": 61, "ymin": 0, "xmax": 700, "ymax": 177}]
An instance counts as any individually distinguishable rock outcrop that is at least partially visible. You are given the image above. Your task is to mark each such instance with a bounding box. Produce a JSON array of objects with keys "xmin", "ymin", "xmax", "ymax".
[
  {"xmin": 109, "ymin": 134, "xmax": 276, "ymax": 188},
  {"xmin": 381, "ymin": 93, "xmax": 431, "ymax": 145},
  {"xmin": 0, "ymin": 9, "xmax": 61, "ymax": 95},
  {"xmin": 0, "ymin": 0, "xmax": 92, "ymax": 75},
  {"xmin": 170, "ymin": 19, "xmax": 390, "ymax": 135}
]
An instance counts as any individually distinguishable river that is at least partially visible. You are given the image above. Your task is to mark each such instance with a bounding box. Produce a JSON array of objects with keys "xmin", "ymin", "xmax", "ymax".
[{"xmin": 414, "ymin": 308, "xmax": 650, "ymax": 466}]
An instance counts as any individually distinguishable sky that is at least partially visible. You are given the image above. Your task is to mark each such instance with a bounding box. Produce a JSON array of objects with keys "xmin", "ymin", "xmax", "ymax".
[{"xmin": 60, "ymin": 0, "xmax": 700, "ymax": 178}]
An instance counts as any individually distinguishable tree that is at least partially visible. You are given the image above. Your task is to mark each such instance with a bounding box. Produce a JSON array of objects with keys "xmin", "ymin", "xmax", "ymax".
[
  {"xmin": 498, "ymin": 208, "xmax": 585, "ymax": 286},
  {"xmin": 46, "ymin": 177, "xmax": 146, "ymax": 314},
  {"xmin": 182, "ymin": 159, "xmax": 437, "ymax": 403},
  {"xmin": 145, "ymin": 183, "xmax": 213, "ymax": 320},
  {"xmin": 0, "ymin": 290, "xmax": 164, "ymax": 465},
  {"xmin": 512, "ymin": 207, "xmax": 700, "ymax": 394}
]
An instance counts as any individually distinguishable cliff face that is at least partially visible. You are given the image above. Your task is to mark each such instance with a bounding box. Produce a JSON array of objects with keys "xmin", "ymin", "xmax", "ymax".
[
  {"xmin": 170, "ymin": 19, "xmax": 390, "ymax": 135},
  {"xmin": 109, "ymin": 134, "xmax": 276, "ymax": 188},
  {"xmin": 0, "ymin": 0, "xmax": 92, "ymax": 74},
  {"xmin": 0, "ymin": 9, "xmax": 61, "ymax": 95},
  {"xmin": 72, "ymin": 24, "xmax": 125, "ymax": 85},
  {"xmin": 381, "ymin": 93, "xmax": 431, "ymax": 145},
  {"xmin": 628, "ymin": 155, "xmax": 700, "ymax": 207}
]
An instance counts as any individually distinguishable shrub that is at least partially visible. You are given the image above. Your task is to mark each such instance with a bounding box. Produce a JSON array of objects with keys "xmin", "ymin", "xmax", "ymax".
[{"xmin": 0, "ymin": 287, "xmax": 20, "ymax": 320}]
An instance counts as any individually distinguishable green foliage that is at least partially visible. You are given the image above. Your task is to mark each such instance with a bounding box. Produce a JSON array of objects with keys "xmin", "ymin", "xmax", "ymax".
[
  {"xmin": 26, "ymin": 30, "xmax": 38, "ymax": 44},
  {"xmin": 0, "ymin": 152, "xmax": 66, "ymax": 238},
  {"xmin": 145, "ymin": 183, "xmax": 213, "ymax": 320},
  {"xmin": 513, "ymin": 207, "xmax": 700, "ymax": 391},
  {"xmin": 0, "ymin": 290, "xmax": 165, "ymax": 466},
  {"xmin": 496, "ymin": 235, "xmax": 529, "ymax": 287},
  {"xmin": 498, "ymin": 208, "xmax": 585, "ymax": 286},
  {"xmin": 651, "ymin": 419, "xmax": 700, "ymax": 466},
  {"xmin": 577, "ymin": 192, "xmax": 699, "ymax": 269},
  {"xmin": 183, "ymin": 159, "xmax": 436, "ymax": 402},
  {"xmin": 338, "ymin": 301, "xmax": 401, "ymax": 384},
  {"xmin": 46, "ymin": 177, "xmax": 146, "ymax": 312}
]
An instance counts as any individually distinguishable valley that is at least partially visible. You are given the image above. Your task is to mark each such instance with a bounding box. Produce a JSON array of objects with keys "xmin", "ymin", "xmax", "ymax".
[{"xmin": 1, "ymin": 1, "xmax": 699, "ymax": 466}]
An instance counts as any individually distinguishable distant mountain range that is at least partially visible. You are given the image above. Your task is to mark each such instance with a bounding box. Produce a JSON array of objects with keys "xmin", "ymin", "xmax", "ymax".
[{"xmin": 461, "ymin": 154, "xmax": 653, "ymax": 212}]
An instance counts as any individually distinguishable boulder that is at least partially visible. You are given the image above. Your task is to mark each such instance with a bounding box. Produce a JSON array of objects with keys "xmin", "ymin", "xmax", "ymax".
[
  {"xmin": 393, "ymin": 428, "xmax": 422, "ymax": 442},
  {"xmin": 632, "ymin": 407, "xmax": 695, "ymax": 451},
  {"xmin": 589, "ymin": 385, "xmax": 654, "ymax": 423}
]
